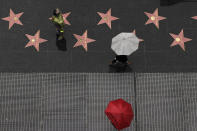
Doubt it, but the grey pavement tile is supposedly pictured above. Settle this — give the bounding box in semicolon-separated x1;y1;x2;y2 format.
41;73;87;131
136;73;197;131
0;73;197;131
185;97;197;131
136;73;197;97
87;73;135;97
137;97;186;131
0;73;43;131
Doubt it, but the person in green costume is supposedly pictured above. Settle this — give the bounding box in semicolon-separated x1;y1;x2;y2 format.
51;8;65;40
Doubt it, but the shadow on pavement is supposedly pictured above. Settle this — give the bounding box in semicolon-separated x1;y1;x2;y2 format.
56;36;67;51
108;65;133;73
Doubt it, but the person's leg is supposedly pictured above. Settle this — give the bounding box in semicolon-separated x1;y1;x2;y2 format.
54;24;61;35
110;55;129;67
111;55;117;64
116;55;128;63
115;55;121;62
56;26;64;40
58;25;65;39
122;55;128;63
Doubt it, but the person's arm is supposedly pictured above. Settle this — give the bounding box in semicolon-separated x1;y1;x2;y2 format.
60;14;65;26
51;16;55;22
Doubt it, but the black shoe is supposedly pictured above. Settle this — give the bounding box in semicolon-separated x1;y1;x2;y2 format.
110;61;128;67
112;59;117;64
110;61;119;67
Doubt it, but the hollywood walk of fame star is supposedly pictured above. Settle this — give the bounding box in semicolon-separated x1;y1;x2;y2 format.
73;30;96;51
132;30;144;42
49;12;71;25
62;12;71;25
169;29;192;51
191;16;197;20
97;8;119;29
2;9;24;29
144;8;166;29
25;30;48;52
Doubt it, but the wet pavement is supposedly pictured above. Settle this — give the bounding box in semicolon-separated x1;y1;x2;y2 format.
0;0;197;72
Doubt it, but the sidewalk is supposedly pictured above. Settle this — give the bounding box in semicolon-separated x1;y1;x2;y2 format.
0;73;196;131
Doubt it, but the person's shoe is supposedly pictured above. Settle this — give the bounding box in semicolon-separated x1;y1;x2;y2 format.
109;59;117;64
110;60;128;67
110;60;119;67
112;59;117;64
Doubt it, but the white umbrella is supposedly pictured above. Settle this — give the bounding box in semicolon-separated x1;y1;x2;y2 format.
111;32;139;55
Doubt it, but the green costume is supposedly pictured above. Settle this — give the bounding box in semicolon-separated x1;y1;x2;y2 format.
51;13;65;33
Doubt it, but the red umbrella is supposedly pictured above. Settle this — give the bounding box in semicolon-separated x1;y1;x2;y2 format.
105;98;134;130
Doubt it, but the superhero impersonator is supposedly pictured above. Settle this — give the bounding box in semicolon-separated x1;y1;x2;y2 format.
51;8;65;40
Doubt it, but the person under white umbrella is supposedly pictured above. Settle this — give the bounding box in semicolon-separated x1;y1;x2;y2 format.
110;32;139;67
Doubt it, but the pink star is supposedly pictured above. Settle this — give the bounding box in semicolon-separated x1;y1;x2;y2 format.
169;29;192;51
49;12;71;25
144;8;166;29
132;30;144;42
97;8;119;29
62;12;71;25
25;30;48;52
2;9;23;29
73;30;96;51
191;16;197;20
